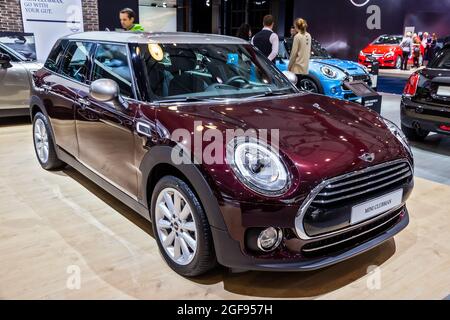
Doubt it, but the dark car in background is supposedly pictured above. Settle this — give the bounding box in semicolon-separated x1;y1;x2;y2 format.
401;44;450;140
31;32;413;276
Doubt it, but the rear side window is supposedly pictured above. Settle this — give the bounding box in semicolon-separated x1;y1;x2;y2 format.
429;48;450;70
91;43;133;98
60;41;94;83
44;40;67;72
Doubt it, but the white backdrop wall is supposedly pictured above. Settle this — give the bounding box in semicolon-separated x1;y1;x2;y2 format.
139;6;177;32
20;0;84;62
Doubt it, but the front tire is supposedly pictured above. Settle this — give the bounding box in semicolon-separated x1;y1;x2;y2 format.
401;124;429;141
151;175;216;277
32;112;65;170
395;56;402;69
298;77;322;94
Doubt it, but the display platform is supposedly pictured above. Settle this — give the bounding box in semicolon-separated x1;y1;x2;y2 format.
379;68;418;79
0;102;449;299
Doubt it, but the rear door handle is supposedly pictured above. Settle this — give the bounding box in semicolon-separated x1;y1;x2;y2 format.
41;84;52;93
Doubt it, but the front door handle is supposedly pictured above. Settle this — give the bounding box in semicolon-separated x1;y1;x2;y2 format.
77;97;91;109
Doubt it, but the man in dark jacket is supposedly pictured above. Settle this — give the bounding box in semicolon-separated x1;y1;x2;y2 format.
251;15;279;62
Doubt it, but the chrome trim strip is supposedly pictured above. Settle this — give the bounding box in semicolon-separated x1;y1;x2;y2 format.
302;208;403;253
316;168;411;198
294;159;413;240
325;163;407;189
136;121;153;138
313;172;412;204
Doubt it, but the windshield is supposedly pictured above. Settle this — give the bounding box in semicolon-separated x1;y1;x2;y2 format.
279;38;331;59
372;35;402;45
429;48;450;70
0;33;36;61
311;39;331;58
134;43;296;101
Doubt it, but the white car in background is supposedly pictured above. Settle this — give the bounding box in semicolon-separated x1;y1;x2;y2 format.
0;42;42;118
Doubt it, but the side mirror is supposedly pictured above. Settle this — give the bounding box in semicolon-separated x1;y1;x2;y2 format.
283;71;298;85
0;53;12;69
89;78;127;111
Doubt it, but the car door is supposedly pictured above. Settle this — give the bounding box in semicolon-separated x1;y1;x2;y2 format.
0;45;30;111
41;40;93;158
76;42;139;198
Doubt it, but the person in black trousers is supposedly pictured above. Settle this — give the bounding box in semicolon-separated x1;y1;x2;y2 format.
399;32;413;70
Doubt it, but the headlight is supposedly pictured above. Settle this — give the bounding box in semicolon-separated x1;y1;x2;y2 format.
385;51;394;58
359;51;364;56
226;137;290;196
320;66;338;79
382;118;413;157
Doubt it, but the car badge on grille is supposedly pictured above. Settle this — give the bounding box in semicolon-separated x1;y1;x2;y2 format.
359;153;375;163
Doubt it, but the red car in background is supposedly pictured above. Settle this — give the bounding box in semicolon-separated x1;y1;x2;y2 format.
359;35;424;69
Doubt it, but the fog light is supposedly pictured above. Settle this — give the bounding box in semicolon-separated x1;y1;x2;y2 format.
257;227;283;252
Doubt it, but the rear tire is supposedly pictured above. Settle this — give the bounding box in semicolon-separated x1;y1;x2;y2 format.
151;175;217;277
32;112;65;170
401;124;429;141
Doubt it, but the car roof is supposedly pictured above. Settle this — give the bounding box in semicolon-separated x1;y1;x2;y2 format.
63;31;248;45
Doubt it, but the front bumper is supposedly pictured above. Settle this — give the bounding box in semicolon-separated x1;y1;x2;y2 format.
401;97;450;135
359;55;396;68
211;207;409;271
323;77;373;101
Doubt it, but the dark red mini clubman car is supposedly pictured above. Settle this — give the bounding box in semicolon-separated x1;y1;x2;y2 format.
30;32;414;276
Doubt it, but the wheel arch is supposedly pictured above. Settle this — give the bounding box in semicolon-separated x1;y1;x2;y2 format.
29;95;47;119
139;145;228;231
300;73;324;94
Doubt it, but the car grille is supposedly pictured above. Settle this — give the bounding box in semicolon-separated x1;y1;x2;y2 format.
312;160;412;206
351;74;370;82
301;206;404;257
365;53;384;58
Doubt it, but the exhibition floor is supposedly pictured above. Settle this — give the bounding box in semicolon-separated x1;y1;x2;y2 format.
0;94;449;299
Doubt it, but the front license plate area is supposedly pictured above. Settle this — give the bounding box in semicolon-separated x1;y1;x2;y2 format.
351;189;403;225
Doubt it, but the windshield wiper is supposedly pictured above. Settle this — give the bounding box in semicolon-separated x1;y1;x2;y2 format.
250;90;289;99
157;97;221;103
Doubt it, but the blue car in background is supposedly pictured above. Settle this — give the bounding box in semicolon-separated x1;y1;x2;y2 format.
276;38;376;101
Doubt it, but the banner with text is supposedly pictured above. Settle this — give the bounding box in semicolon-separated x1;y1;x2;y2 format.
20;0;83;61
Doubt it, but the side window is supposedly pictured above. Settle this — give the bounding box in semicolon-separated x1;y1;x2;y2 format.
0;46;19;62
91;43;133;98
44;40;67;72
60;41;93;83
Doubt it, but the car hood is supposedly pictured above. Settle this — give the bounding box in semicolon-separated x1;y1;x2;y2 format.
363;44;399;54
157;94;408;186
311;58;366;76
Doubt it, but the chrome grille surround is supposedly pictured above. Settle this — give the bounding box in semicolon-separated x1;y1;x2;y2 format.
294;159;413;240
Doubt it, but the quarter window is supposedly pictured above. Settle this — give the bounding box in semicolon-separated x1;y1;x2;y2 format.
91;44;133;98
60;41;93;83
44;40;67;72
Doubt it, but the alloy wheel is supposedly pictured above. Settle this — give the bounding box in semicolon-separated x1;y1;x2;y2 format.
396;56;402;69
155;188;198;265
299;78;319;93
34;118;49;164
